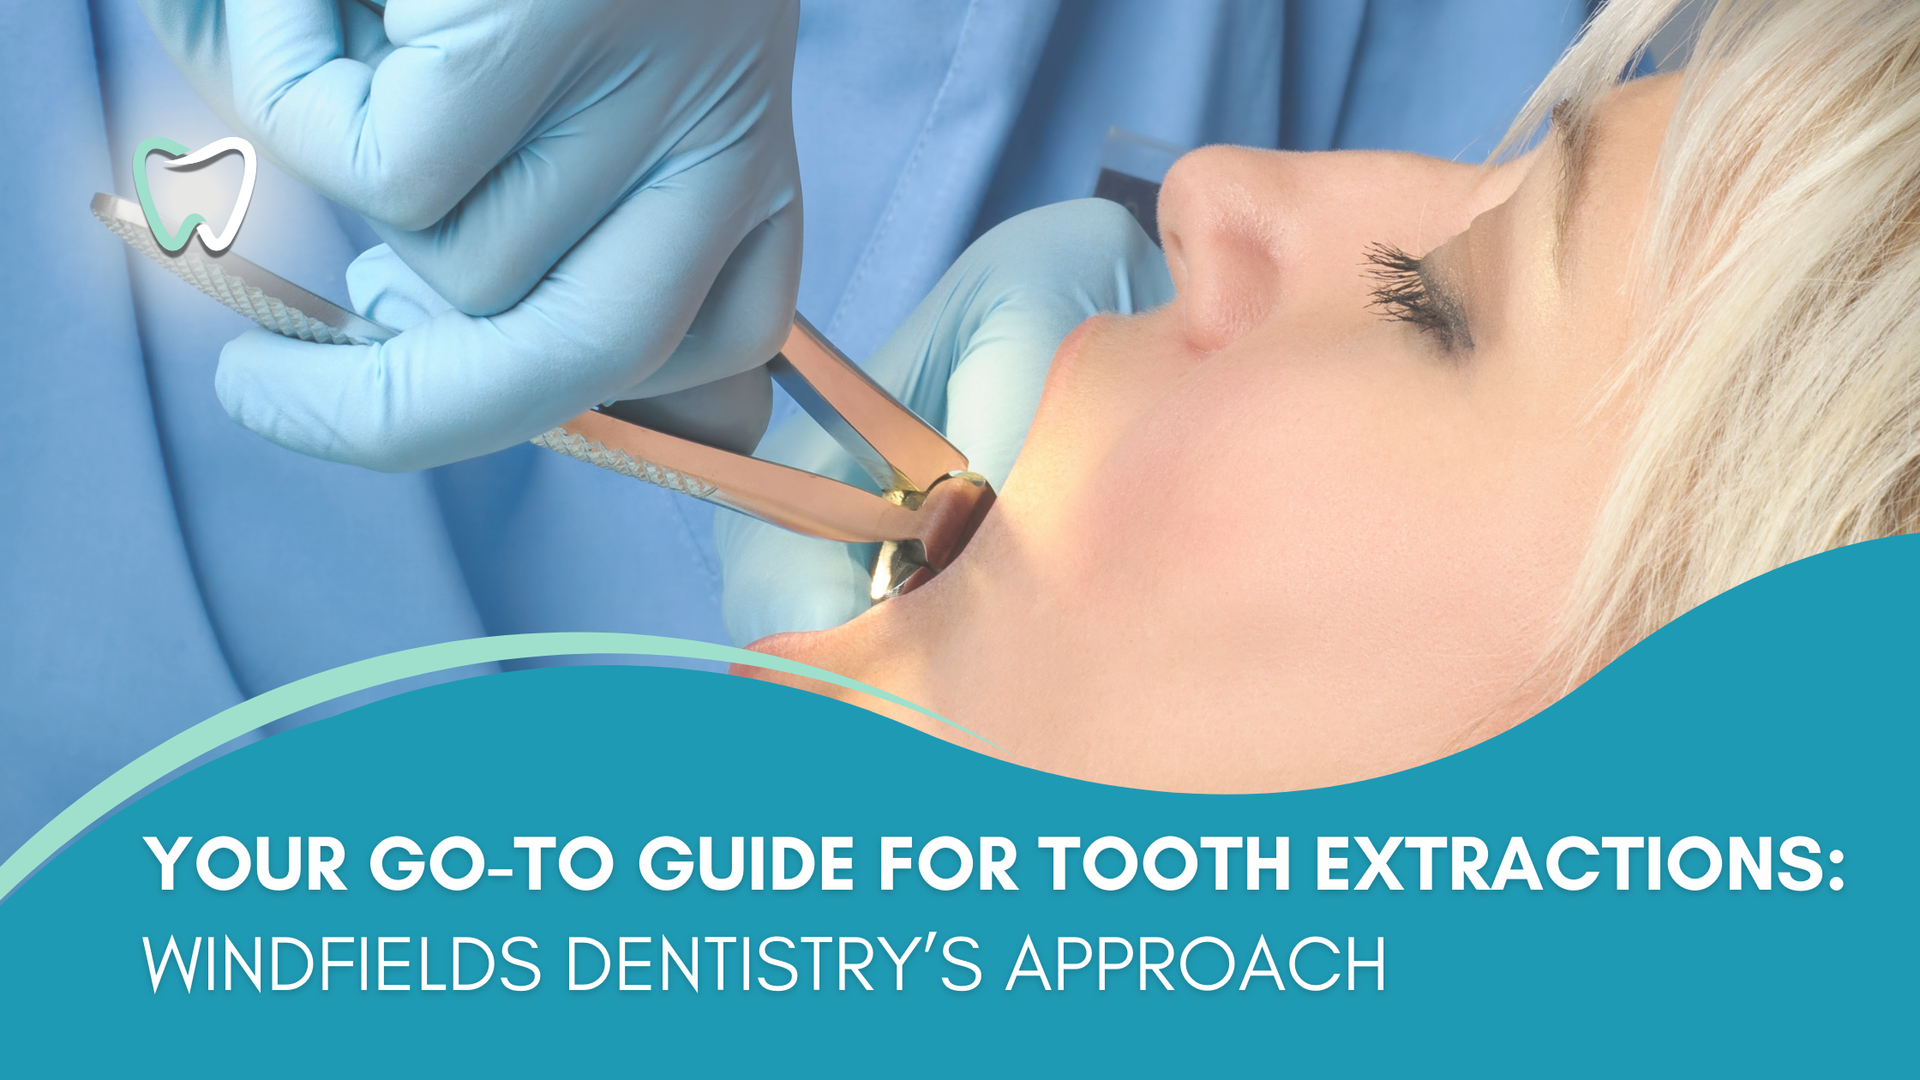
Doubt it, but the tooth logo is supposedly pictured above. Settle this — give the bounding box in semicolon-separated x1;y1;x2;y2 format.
132;136;257;254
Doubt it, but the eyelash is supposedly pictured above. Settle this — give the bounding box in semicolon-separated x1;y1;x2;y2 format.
1364;242;1473;353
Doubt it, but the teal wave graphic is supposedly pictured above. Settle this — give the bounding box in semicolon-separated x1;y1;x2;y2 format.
0;633;979;903
0;535;1909;1072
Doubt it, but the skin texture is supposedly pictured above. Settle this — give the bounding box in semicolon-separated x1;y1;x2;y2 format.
743;76;1682;793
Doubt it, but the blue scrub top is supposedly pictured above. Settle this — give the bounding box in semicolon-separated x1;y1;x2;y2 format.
0;0;1594;861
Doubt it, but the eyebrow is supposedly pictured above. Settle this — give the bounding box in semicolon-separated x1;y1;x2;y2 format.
1550;100;1598;261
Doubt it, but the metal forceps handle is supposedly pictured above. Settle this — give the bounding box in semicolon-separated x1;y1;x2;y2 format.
545;316;996;601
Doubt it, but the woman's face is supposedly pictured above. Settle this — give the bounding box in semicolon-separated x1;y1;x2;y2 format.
749;76;1681;793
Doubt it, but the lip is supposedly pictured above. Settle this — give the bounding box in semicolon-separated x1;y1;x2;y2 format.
1023;310;1132;434
1043;311;1121;388
1024;304;1203;443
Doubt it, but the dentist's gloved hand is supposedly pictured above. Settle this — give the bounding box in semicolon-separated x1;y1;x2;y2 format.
716;199;1173;645
139;0;802;469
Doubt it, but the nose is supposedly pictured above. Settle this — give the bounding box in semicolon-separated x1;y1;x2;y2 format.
1156;146;1296;352
1155;146;1486;353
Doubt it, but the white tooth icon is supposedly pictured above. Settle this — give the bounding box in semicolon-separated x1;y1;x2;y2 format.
156;136;257;254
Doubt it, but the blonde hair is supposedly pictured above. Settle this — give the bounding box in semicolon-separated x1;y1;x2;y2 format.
1498;0;1920;691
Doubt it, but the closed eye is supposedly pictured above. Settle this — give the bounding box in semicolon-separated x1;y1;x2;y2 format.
1365;242;1474;354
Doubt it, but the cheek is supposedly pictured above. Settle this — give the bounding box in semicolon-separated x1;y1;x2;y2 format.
1046;349;1571;682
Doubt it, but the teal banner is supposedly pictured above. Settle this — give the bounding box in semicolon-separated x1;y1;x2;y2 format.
1;538;1912;1074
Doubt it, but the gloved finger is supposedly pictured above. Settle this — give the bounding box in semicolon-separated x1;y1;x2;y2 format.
148;1;800;334
136;0;393;139
344;243;451;332
719;525;877;646
215;138;797;472
339;0;393;66
224;1;799;293
939;200;1173;487
222;0;548;230
856;199;1172;487
365;3;801;314
616;199;804;399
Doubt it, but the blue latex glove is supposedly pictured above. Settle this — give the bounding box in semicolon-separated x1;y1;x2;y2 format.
716;199;1174;645
138;0;802;470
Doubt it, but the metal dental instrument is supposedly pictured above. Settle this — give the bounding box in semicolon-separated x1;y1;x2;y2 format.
93;191;391;346
92;191;995;601
533;321;996;601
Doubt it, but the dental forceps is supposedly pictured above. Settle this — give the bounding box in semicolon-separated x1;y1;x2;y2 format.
92;191;995;601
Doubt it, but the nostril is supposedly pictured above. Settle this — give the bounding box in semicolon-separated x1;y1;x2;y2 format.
1173;212;1284;351
1155;149;1286;353
1159;228;1188;294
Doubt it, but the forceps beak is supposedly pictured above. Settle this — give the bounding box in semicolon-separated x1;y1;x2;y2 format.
541;316;996;601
